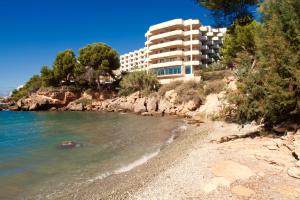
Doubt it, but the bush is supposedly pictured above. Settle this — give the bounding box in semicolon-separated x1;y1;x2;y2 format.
201;70;233;81
10;75;42;101
159;80;205;104
75;98;93;106
119;71;159;96
204;80;225;95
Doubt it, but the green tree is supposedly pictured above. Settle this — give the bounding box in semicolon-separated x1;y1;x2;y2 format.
40;66;58;87
195;0;259;27
119;71;159;96
78;43;120;88
221;21;259;67
227;0;300;127
53;49;77;85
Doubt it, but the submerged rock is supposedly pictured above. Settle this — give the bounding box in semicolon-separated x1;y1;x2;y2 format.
58;141;82;149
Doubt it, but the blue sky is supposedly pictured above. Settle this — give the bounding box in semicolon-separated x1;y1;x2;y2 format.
0;0;215;96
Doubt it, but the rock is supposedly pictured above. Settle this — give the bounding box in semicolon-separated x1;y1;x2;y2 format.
49;107;57;111
158;99;173;113
164;90;178;104
0;108;2;111
198;92;225;120
64;91;79;105
29;102;38;111
141;112;152;116
146;96;159;112
66;102;84;111
212;160;255;182
58;141;82;149
231;185;255;197
287;167;300;179
296;161;300;167
227;80;237;91
127;91;140;103
8;105;19;111
186;98;201;111
133;98;147;113
294;138;300;158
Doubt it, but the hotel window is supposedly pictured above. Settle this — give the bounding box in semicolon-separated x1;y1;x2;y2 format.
154;66;182;76
185;66;191;74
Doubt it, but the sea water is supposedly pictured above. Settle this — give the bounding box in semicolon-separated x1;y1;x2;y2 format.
0;111;184;199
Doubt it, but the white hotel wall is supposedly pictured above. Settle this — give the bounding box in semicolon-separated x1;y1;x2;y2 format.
120;19;226;83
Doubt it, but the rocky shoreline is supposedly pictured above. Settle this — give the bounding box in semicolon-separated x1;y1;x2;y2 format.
8;86;225;122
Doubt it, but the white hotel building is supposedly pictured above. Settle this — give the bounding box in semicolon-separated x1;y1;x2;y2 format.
120;19;226;83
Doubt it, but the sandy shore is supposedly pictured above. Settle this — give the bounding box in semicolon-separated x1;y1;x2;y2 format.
56;121;300;200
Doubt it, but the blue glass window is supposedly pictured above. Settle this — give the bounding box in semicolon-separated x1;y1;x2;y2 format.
154;66;182;76
185;66;191;74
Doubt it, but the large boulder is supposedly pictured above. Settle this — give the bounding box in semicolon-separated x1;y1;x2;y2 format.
29;102;38;111
158;99;173;114
294;134;300;159
146;96;159;112
64;91;79;105
134;97;147;113
66;102;84;111
164;90;178;104
185;98;201;111
127;91;140;104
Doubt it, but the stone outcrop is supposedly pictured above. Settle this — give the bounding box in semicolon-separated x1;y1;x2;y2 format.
14;88;81;111
66;102;84;111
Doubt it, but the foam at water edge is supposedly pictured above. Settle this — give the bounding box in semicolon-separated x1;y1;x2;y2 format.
114;149;160;174
88;149;160;182
88;125;187;183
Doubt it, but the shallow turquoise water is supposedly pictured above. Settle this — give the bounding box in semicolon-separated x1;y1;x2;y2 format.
0;111;183;199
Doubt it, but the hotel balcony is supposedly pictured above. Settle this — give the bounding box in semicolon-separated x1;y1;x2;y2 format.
212;36;219;41
149;19;184;32
149;30;184;41
183;50;201;56
207;32;214;37
148;50;183;60
183;40;200;46
149;40;183;51
149;60;183;68
200;26;208;32
184;60;201;66
183;29;200;36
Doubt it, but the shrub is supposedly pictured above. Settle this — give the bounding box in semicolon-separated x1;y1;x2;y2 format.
158;80;183;96
119;71;159;96
159;80;205;104
10;75;42;101
201;70;233;81
75;98;93;106
204;80;225;95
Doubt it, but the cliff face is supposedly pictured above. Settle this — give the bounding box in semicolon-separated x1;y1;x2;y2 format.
9;77;236;121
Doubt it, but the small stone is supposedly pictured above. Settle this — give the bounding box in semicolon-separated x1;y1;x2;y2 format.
287;167;300;179
266;145;279;150
231;185;255;197
59;141;77;149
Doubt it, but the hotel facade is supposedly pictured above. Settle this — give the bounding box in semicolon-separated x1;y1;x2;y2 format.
120;19;227;83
